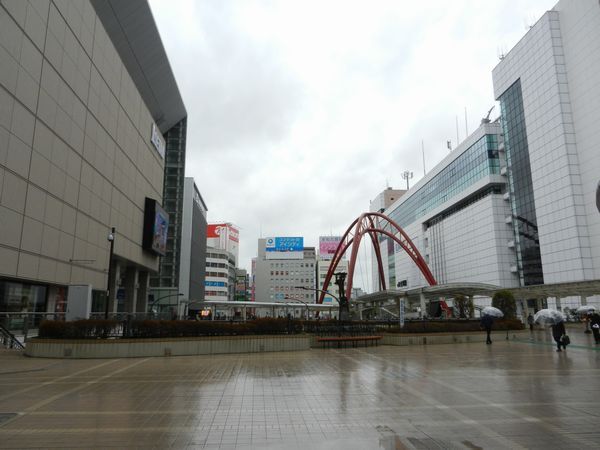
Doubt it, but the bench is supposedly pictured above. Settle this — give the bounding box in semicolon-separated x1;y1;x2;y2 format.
316;335;383;348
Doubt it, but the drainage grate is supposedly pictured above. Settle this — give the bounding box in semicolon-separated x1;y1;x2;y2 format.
0;413;18;427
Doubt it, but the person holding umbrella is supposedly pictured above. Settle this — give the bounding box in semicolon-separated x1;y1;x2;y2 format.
481;306;503;345
551;320;567;352
590;311;600;344
534;309;568;352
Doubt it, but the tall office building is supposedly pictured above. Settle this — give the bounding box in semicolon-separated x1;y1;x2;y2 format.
0;0;186;317
254;238;316;307
178;178;208;315
492;0;600;294
375;0;600;311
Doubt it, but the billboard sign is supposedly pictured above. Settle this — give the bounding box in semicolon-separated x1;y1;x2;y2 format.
265;237;304;260
319;236;342;259
207;223;238;242
207;223;239;264
143;198;169;256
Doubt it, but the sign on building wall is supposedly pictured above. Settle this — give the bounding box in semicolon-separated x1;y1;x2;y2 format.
207;223;239;264
319;236;342;259
142;198;169;256
265;237;304;260
150;123;165;159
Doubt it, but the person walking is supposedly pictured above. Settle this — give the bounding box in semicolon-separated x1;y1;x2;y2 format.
527;313;534;332
481;315;494;344
590;312;600;344
551;320;567;352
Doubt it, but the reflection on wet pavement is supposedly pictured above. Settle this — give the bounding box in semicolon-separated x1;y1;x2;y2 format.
0;329;599;449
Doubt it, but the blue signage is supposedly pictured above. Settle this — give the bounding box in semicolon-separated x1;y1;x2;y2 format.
205;281;226;287
265;237;304;252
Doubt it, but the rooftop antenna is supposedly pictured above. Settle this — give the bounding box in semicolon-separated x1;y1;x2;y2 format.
455;115;460;144
497;46;506;61
421;140;426;176
464;107;469;137
481;105;495;124
447;140;452;151
401;170;413;190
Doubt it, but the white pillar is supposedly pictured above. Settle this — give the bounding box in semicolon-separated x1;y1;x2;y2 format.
420;292;426;318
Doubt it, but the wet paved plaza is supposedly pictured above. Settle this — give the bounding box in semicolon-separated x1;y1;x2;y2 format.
1;329;599;449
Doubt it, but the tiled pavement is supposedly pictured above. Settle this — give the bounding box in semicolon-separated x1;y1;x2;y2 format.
0;328;599;449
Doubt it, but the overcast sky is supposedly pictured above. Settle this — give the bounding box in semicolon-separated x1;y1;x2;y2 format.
149;0;555;291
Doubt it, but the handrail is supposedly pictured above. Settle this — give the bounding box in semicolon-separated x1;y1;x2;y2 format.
0;322;25;350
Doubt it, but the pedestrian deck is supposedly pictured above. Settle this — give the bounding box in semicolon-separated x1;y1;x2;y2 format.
0;328;598;449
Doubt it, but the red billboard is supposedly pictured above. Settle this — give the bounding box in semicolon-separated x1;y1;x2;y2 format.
207;223;239;242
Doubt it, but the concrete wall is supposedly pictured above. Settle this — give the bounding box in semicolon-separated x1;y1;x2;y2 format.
25;335;312;358
0;0;164;289
382;330;528;346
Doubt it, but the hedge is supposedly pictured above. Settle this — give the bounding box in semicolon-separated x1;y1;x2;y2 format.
38;319;120;339
38;318;300;339
37;318;525;339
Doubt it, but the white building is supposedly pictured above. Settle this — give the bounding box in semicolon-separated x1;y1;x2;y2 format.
376;121;516;308
254;238;316;314
492;0;600;309
375;0;600;314
316;235;347;307
204;248;236;302
206;223;239;266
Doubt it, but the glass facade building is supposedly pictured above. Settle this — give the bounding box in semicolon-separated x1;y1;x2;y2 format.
499;80;544;286
388;134;501;229
151;118;187;289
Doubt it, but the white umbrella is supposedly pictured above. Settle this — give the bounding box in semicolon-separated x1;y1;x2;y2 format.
576;305;597;315
481;306;504;318
534;309;565;325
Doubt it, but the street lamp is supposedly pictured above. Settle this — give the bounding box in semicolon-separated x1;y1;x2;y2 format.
295;286;341;320
285;295;311;320
104;227;115;319
334;272;350;321
149;292;184;315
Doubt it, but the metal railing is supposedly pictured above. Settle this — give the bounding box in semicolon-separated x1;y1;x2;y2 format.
0;322;24;350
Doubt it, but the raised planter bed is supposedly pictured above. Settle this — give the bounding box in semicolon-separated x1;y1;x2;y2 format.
382;329;529;346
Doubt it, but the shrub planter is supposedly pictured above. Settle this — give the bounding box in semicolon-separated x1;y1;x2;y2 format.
382;329;529;346
25;335;311;359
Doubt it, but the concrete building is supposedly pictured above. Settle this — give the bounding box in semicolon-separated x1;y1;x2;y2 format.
254;238;316;311
492;0;600;309
370;187;406;214
317;236;347;307
370;188;407;291
206;222;239;266
234;268;248;302
204;248;236;302
0;0;185;318
178;178;208;315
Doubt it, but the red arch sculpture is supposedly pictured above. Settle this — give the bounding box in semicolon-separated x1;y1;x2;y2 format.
318;212;437;304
